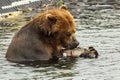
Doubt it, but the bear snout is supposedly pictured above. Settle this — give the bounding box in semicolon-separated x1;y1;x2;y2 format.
66;40;79;49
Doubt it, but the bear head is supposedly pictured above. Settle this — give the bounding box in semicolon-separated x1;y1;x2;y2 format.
32;5;79;51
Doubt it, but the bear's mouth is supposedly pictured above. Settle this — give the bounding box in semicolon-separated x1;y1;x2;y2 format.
62;41;79;50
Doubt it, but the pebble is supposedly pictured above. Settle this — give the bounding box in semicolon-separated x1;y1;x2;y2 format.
0;21;16;27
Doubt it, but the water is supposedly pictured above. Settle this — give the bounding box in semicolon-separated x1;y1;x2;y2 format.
0;9;120;80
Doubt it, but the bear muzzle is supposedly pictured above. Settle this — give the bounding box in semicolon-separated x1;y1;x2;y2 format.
65;39;79;50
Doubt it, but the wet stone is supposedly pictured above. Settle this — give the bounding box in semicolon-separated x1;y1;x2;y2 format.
0;21;16;27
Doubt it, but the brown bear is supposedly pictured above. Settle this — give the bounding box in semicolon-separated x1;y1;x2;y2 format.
5;5;79;63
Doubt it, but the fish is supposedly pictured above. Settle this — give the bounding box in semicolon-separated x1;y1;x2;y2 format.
63;46;99;59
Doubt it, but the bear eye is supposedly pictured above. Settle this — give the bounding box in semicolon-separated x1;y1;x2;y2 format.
66;32;71;37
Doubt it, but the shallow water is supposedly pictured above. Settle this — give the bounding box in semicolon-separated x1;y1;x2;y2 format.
0;9;120;80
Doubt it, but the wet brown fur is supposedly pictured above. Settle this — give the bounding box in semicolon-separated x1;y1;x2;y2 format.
5;5;79;63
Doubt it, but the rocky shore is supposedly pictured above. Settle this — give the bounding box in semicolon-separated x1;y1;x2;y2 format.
0;0;120;27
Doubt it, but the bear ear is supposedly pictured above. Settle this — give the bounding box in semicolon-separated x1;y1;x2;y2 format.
46;14;57;23
59;5;68;10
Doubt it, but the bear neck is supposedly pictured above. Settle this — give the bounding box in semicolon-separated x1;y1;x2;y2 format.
29;22;57;45
23;17;60;48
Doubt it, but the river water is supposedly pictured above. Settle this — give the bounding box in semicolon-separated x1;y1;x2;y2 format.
0;9;120;80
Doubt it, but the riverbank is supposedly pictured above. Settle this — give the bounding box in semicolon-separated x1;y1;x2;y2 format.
0;0;120;27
